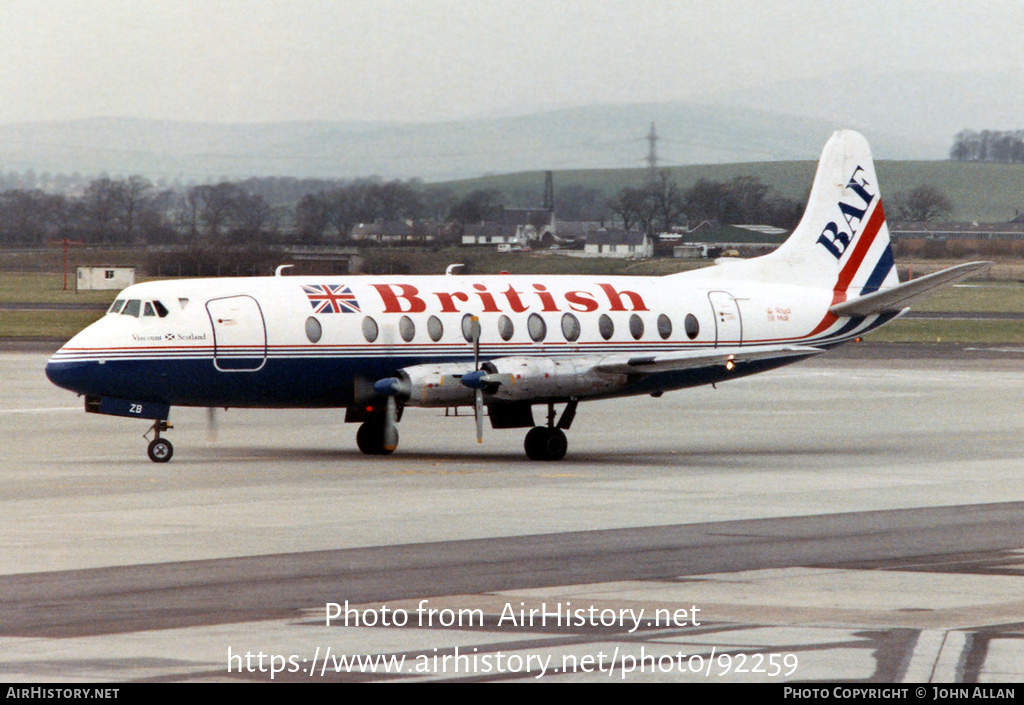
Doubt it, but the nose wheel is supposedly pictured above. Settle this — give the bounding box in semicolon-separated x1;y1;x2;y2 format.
145;419;174;463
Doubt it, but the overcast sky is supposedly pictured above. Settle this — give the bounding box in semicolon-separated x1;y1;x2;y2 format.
1;0;1022;125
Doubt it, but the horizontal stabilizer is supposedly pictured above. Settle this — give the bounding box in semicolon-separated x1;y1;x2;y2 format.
596;344;825;375
829;261;991;318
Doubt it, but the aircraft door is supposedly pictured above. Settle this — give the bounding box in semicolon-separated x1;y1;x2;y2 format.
708;291;742;347
206;295;268;371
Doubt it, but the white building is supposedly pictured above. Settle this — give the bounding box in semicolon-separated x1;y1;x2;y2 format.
583;230;653;258
76;266;135;291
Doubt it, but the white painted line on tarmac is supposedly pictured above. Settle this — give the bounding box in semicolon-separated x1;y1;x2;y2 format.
0;407;80;414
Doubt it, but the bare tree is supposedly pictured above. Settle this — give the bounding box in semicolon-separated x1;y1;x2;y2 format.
891;185;953;222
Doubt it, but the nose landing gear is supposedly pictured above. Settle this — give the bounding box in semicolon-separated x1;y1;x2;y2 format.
146;419;174;463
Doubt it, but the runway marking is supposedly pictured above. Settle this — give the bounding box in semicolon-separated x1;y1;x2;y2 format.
905;629;968;682
0;407;79;415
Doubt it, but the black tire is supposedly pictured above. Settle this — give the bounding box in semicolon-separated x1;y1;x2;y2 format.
524;426;548;460
147;438;173;463
544;428;568;461
356;422;396;455
524;427;567;461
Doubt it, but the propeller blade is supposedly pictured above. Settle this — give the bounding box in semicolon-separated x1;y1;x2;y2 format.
471;315;481;370
475;389;484;444
206;407;218;442
471;314;483;444
383;395;399;452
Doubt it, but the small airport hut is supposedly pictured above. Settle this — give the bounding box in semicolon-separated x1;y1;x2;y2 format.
76;266;135;292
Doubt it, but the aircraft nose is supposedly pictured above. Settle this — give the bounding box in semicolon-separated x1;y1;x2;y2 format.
45;356;95;395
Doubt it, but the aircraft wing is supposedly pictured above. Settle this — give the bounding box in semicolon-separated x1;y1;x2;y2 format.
829;261;990;318
595;344;825;375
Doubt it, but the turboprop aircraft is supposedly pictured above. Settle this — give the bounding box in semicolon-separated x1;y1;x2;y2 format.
46;130;988;462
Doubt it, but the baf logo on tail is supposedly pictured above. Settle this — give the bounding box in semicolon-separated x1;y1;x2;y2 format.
816;166;875;260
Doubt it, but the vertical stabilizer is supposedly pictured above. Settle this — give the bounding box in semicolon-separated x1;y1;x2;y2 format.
768;130;899;301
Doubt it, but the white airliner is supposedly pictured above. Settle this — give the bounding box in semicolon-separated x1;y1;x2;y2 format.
46;131;987;462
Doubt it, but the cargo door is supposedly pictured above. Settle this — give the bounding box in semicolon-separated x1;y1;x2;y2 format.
708;291;742;347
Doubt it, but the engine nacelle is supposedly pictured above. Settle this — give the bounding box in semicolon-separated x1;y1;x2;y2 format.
482;356;626;402
395;362;477;407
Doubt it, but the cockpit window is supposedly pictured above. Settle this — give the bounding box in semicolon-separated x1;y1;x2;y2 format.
143;302;156;317
122;299;141;317
153;301;169;318
108;299;125;314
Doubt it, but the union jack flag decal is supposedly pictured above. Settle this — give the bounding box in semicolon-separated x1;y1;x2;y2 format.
301;284;361;314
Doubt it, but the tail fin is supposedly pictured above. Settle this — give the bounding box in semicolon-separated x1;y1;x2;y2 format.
769;130;899;301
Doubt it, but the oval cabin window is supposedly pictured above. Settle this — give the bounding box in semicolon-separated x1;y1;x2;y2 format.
561;313;581;342
528;313;547;342
427;315;443;342
684;313;700;340
399;315;415;342
362;316;379;343
305;316;322;343
629;314;644;340
497;315;514;341
657;313;672;340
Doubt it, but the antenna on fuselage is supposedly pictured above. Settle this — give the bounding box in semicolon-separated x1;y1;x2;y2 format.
445;264;464;275
275;264;294;276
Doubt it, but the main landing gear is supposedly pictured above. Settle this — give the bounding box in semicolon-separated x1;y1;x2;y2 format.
146;419;174;463
356;420;397;456
524;400;577;461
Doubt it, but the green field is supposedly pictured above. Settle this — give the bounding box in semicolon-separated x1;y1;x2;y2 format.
0;310;106;339
0;272;121;305
867;319;1024;344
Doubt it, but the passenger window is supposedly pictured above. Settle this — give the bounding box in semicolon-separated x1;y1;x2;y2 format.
427;315;443;342
629;314;644;340
657;313;672;340
143;302;156;317
122;300;141;317
685;313;700;340
561;313;580;342
598;314;614;340
305;316;322;343
399;315;415;342
497;315;514;341
108;299;125;314
362;316;379;343
528;313;547;342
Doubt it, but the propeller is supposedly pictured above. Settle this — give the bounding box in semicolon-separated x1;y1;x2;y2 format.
371;377;408;453
206;407;219;442
470;315;483;444
383;395;399;452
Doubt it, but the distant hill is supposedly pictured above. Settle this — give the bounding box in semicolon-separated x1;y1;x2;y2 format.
0;103;935;183
717;69;1024;156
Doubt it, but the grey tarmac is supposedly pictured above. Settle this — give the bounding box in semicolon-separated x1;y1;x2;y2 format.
1;344;1023;682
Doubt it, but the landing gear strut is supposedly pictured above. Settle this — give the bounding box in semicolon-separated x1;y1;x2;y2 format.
524;400;576;461
146;419;174;463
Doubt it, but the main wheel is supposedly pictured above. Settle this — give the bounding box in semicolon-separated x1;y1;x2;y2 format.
147;438;174;463
543;428;568;461
356;422;396;455
524;427;568;461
